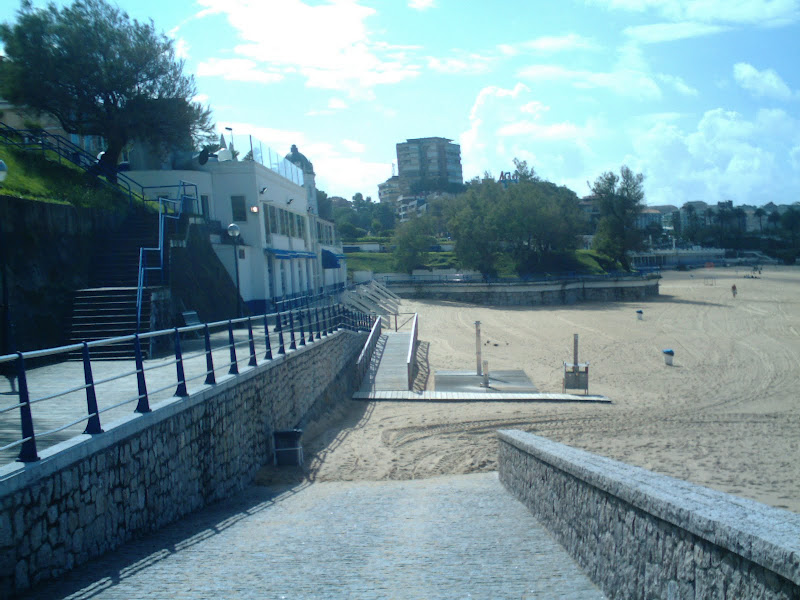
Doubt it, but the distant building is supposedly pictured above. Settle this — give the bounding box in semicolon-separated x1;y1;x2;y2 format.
378;175;401;204
127;138;346;313
397;195;428;223
1;97;110;158
578;195;602;231
285;144;319;216
635;208;663;230
396;137;462;194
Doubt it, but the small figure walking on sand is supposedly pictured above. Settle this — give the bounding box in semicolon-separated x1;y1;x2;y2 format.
731;284;737;298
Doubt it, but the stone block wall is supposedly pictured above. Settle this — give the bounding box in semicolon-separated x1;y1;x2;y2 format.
388;279;659;306
0;329;368;597
498;430;800;599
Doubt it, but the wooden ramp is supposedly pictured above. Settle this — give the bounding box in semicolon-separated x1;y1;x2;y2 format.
359;332;412;392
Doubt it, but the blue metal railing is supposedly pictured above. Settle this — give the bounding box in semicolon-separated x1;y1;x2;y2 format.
136;182;199;331
0;121;146;208
0;304;376;465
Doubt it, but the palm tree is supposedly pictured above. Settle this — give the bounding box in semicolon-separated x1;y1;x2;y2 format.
754;207;766;233
768;210;781;230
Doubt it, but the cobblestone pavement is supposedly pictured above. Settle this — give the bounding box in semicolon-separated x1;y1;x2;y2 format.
19;472;605;600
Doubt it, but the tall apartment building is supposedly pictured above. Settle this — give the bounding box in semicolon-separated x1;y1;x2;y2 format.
395;137;462;193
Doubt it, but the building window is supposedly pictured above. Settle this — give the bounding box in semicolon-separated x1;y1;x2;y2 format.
268;205;278;234
231;195;247;221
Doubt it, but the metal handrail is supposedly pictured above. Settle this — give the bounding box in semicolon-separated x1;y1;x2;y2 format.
136;195;187;331
406;314;419;391
0;304;377;465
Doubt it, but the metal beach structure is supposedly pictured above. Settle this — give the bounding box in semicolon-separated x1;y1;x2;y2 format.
562;333;589;394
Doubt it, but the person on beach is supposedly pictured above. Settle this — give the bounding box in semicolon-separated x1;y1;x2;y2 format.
731;284;737;298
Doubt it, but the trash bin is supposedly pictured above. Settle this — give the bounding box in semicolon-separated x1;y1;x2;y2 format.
273;429;303;466
636;310;643;321
662;349;674;366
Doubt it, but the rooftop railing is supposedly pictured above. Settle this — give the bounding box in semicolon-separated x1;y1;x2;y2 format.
0;304;375;466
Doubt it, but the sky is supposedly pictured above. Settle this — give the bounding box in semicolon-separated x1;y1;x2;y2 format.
2;0;800;207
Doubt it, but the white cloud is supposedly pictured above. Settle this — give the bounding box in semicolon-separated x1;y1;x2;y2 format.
173;37;191;60
586;0;800;26
520;101;550;116
197;58;284;84
624;22;730;43
733;62;794;100
196;0;421;92
328;98;348;110
517;33;598;53
408;0;435;10
630;108;800;204
657;73;699;96
459;83;602;185
517;64;662;100
192;94;210;104
427;53;495;74
342;139;366;153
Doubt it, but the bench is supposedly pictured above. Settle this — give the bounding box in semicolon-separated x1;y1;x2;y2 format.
182;311;202;327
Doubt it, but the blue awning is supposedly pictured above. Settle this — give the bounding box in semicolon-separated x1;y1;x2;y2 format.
321;249;340;269
264;248;295;260
264;248;317;260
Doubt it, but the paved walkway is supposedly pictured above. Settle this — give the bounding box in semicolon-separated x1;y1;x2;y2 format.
359;332;411;393
18;472;605;600
0;323;314;465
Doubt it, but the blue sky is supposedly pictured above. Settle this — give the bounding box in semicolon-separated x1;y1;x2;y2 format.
2;0;800;206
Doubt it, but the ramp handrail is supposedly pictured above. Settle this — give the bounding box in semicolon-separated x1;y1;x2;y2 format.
0;305;377;465
406;313;419;391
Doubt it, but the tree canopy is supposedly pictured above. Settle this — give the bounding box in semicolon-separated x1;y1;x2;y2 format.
0;0;213;170
589;166;645;269
443;170;584;277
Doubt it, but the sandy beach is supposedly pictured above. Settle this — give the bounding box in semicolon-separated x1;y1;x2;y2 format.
285;266;800;514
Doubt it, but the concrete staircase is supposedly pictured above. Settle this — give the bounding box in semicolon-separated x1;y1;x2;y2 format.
68;212;161;359
342;280;401;317
68;288;151;359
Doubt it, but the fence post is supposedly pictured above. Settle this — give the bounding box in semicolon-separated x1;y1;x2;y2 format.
288;311;297;350
134;335;150;413
228;320;239;375
306;306;315;342
276;312;286;355
204;324;216;385
315;307;323;340
15;352;39;462
298;309;306;346
81;343;103;434
247;317;258;366
174;328;188;397
263;314;273;360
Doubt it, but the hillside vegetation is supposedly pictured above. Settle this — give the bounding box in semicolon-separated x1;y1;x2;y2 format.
0;145;130;210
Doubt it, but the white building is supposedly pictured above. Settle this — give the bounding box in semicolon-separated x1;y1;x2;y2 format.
128;139;346;313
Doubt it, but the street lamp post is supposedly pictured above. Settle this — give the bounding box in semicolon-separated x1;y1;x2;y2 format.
225;126;234;157
227;223;242;318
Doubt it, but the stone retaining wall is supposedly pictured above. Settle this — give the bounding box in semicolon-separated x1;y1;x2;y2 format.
387;279;659;306
0;329;368;597
498;430;800;599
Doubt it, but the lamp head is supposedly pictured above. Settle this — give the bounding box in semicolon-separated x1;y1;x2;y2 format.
227;223;241;239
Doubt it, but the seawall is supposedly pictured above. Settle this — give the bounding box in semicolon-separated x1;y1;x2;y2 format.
0;328;369;596
498;430;800;599
386;278;659;305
